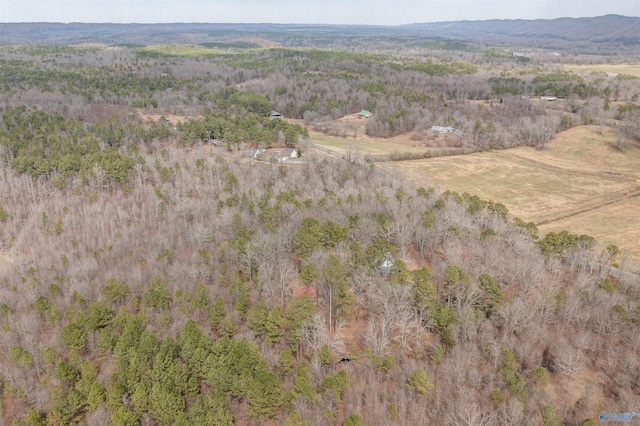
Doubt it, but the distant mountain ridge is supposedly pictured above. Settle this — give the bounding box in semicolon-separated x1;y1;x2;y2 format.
405;14;640;45
0;15;639;48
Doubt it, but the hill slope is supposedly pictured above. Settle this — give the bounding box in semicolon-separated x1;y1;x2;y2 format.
0;138;639;424
1;15;639;48
406;14;640;45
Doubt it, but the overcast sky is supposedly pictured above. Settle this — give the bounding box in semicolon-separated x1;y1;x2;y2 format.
1;0;638;25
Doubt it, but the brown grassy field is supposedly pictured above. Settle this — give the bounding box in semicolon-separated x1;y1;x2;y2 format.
563;63;640;77
383;148;638;221
310;124;640;263
308;133;432;156
537;196;640;264
380;126;640;262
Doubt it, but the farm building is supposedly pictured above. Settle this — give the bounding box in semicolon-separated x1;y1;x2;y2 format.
273;148;299;162
431;126;454;134
358;110;372;119
243;148;265;159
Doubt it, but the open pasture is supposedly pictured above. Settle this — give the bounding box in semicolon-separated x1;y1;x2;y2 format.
309;132;436;156
563;63;640;77
378;125;640;261
538;195;640;263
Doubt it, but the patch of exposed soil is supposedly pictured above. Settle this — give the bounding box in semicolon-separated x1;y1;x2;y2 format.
339;318;368;357
0;253;13;274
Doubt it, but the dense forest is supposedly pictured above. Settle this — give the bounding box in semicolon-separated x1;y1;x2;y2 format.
0;36;639;426
1;43;640;149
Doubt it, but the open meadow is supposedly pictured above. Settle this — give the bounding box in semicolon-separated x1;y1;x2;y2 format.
388;126;640;261
313;125;640;262
308;132;454;157
563;63;640;77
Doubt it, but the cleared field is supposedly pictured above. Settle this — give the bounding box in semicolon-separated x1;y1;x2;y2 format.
563;63;640;77
309;133;433;156
135;44;232;58
310;123;640;262
538;195;640;263
383;149;637;222
507;127;640;179
378;125;640;262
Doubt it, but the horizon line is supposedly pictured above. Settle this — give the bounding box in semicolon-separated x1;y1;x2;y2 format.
0;14;636;27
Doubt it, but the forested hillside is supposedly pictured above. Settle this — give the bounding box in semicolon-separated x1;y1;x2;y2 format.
1;44;639;148
0;41;639;425
3;16;640;50
1;127;639;425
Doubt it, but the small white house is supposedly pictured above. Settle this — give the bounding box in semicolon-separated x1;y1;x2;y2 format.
376;252;395;275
